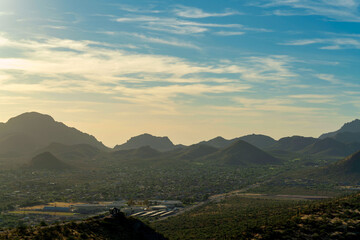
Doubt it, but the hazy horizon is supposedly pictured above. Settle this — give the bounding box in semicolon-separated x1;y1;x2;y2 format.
0;111;357;148
1;0;359;146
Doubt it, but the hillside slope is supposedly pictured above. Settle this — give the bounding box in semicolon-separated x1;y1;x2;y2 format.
0;213;167;240
198;136;238;149
173;144;219;160
239;134;277;149
325;150;360;176
270;136;318;152
28;152;72;171
302;138;360;157
154;192;360;240
112;146;162;160
320;119;360;139
249;193;360;240
36;143;101;163
333;131;360;144
204;140;280;166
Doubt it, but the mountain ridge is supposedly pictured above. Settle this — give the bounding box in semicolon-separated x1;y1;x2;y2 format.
0;112;108;157
320;119;360;139
114;133;177;152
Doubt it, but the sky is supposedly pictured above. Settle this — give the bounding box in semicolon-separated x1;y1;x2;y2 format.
0;0;359;147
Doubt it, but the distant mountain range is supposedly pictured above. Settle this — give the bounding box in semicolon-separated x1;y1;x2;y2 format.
1;112;360;166
198;134;277;150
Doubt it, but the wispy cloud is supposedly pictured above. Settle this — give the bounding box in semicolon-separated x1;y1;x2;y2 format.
173;6;241;18
215;31;245;36
316;73;360;88
42;25;68;30
0;12;14;16
0;35;301;114
232;97;325;114
255;0;360;22
115;15;270;35
117;4;162;14
126;33;201;49
222;55;297;83
282;37;360;49
288;94;335;103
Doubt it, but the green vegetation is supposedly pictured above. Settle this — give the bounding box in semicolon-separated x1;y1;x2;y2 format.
152;196;306;239
249;193;360;239
153;193;360;240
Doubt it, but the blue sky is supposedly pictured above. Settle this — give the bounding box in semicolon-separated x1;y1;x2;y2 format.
0;0;359;146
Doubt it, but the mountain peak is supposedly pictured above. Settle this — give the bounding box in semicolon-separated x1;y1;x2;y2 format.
129;133;171;141
114;133;175;152
212;136;226;141
199;136;237;149
320;119;360;139
206;139;280;166
340;119;360;132
0;112;107;157
6;112;55;125
239;134;276;149
29;152;72;170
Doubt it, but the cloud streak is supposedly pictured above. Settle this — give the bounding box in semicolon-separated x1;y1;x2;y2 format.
256;0;360;22
126;33;201;49
173;6;241;18
282;37;360;50
0;34;305;117
115;14;270;35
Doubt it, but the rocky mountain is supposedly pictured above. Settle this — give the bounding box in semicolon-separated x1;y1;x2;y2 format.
270;136;318;152
36;143;101;166
199;136;238;149
302;138;360;157
114;134;177;152
239;134;277;149
29;152;72;170
204;140;280;166
0;112;107;157
113;146;162;160
330;150;360;175
333;132;360;144
320;119;360;139
171;144;219;160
